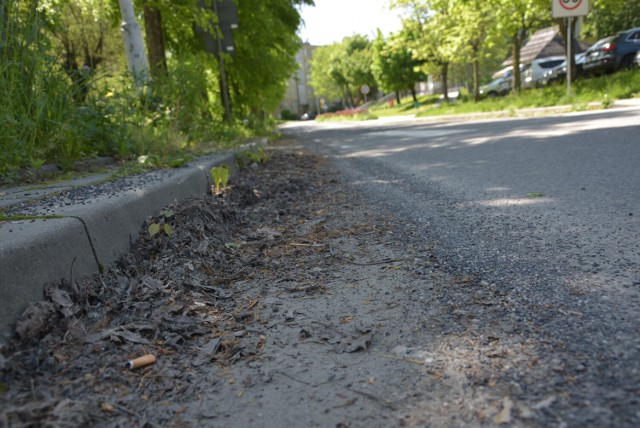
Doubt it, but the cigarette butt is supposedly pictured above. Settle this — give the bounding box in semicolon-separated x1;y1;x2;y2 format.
126;354;156;370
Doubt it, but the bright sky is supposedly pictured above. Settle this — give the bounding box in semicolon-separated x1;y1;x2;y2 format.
298;0;404;46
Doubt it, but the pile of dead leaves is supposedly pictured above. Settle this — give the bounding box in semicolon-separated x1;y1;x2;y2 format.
0;149;335;426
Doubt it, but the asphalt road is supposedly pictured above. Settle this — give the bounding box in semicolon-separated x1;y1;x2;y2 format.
281;107;640;424
283;108;640;298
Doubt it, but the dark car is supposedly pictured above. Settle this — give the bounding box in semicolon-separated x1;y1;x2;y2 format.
583;28;640;75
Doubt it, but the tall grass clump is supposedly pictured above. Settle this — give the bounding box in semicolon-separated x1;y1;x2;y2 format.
0;2;74;178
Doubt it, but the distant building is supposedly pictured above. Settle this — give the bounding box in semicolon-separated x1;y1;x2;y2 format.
278;43;318;118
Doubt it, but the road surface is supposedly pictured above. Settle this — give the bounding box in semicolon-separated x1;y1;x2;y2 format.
282;107;640;426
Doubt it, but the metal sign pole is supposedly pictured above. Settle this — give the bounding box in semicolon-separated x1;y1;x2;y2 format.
567;17;572;97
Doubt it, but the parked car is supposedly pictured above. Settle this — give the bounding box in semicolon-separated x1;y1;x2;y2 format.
479;76;512;98
480;66;517;98
541;53;587;85
583;28;640;75
636;49;640;67
522;56;566;88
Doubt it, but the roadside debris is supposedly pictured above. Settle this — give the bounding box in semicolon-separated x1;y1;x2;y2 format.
125;354;156;370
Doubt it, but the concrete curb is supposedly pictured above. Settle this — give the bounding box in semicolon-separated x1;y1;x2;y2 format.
0;152;237;339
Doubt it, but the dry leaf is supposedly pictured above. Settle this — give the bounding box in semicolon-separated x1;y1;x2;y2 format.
100;402;115;413
494;397;513;425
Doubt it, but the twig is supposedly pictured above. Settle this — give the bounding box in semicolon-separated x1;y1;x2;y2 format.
332;398;358;409
346;257;411;266
380;353;425;366
284;284;324;293
351;389;398;410
275;370;311;385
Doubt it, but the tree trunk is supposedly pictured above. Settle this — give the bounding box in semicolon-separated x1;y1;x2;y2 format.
411;87;417;103
345;83;354;107
441;63;449;102
395;91;401;104
218;64;232;122
143;2;167;79
511;33;522;94
118;0;149;89
472;44;480;102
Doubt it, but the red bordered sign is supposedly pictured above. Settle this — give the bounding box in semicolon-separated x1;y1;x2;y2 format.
552;0;589;17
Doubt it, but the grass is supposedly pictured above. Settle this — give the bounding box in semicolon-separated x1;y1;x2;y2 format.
0;213;65;222
368;94;441;117
0;5;275;186
315;107;379;122
366;70;640;119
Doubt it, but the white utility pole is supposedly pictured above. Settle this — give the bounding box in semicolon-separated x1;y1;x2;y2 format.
119;0;150;89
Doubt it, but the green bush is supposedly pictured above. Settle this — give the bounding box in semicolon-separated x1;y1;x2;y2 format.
280;109;299;120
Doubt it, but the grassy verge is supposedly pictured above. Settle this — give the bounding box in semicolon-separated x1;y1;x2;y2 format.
368;94;441;117
367;70;640;119
315;108;379;122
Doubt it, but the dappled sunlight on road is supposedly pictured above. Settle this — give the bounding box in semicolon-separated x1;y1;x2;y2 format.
477;197;553;207
502;116;633;140
350;179;403;187
340;144;416;158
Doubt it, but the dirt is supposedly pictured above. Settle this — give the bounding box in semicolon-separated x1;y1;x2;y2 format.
0;140;638;427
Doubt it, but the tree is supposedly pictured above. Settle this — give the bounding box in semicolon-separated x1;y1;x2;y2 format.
340;35;377;105
583;0;640;40
495;0;551;94
36;0;123;101
227;0;313;121
307;34;376;108
142;0;167;79
372;30;424;103
450;0;498;101
308;43;344;103
393;0;461;102
119;0;150;88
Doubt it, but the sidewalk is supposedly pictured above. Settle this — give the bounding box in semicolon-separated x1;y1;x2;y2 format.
0;152;237;340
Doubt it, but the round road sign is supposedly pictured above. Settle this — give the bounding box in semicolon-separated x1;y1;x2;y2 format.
560;0;583;11
552;0;588;17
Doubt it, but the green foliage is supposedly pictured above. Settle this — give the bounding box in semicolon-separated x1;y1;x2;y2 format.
372;30;424;97
211;164;230;193
369;94;440;116
412;70;640;117
148;208;175;237
1;0;305;182
308;35;377;107
279;109;299;120
0;213;65;222
236;147;269;169
148;222;173;237
316;108;377;122
583;0;640;40
308;44;345;101
227;0;307;121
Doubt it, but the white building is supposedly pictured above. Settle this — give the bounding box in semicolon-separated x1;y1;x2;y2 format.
278;43;318;118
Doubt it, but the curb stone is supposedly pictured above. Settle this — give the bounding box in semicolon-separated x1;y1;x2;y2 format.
0;152;238;340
